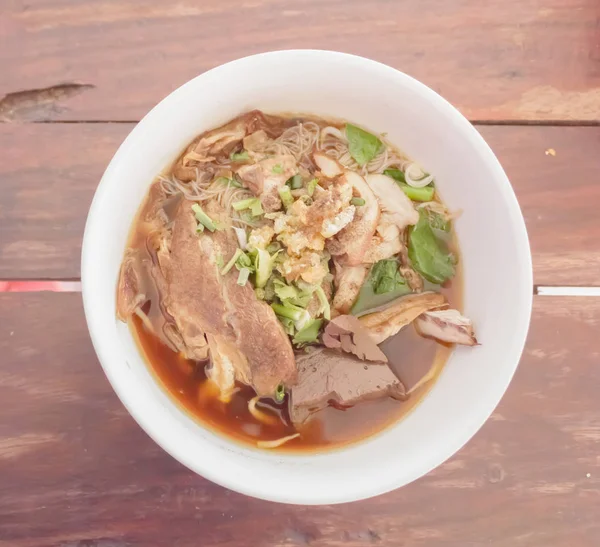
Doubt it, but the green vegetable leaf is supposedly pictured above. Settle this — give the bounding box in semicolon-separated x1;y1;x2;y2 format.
293;319;323;345
408;211;455;284
191;203;216;232
230;150;249;162
351;260;412;316
346;124;384;166
399;183;435;202
383;168;406;183
424;209;451;232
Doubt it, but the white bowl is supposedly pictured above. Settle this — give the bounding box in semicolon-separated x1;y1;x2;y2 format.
82;50;532;504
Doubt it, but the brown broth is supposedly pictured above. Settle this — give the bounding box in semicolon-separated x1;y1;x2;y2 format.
124;112;462;452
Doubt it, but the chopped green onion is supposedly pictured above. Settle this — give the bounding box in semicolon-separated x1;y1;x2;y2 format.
293;319;323;345
275;383;286;402
196;223;205;233
215;254;224;269
255;287;266;300
271;302;304;321
350;197;365;206
230;150;249;162
315;286;331;320
191;204;216;232
272;164;283;174
307;178;319;196
233;197;264;217
287;174;303;189
221;249;243;275
278;185;294;208
237;267;250;286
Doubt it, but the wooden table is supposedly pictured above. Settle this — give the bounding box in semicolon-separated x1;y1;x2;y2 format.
1;1;599;545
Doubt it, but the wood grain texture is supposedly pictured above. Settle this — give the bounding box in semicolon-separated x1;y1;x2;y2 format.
0;292;599;547
1;123;599;284
1;0;600;122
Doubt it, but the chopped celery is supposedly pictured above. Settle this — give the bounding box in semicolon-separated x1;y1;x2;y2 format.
350;197;365;206
293;319;323;345
271;302;304;321
191;203;216;232
307;178;319;196
273;278;298;301
237;267;250;286
278;185;294;208
221;249;243;275
278;316;296;336
315;286;331;320
254;248;279;288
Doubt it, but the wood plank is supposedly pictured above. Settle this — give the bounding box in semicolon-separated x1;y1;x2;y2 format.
1;0;599;122
2;123;599;284
0;292;599;546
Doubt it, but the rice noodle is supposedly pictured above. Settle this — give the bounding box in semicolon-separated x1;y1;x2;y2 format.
248;396;280;426
404;163;434;188
256;433;300;449
134;307;154;333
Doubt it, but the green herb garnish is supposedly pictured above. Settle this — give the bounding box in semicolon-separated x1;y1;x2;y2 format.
350;197;365;206
293;319;323;345
221;249;243;275
287;174;303;189
237;267;251;286
408;211;455;284
272;164;283;174
307;178;319;196
346;123;384;166
232;198;263;217
275;383;286;402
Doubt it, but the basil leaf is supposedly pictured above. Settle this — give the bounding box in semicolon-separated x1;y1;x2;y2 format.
346;124;383;166
408;211;455;284
351;259;411;316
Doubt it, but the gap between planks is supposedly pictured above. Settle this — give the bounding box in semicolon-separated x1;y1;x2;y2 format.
1;281;600;296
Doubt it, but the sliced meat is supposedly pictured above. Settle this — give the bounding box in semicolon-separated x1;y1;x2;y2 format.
290;349;406;425
415;309;478;346
322;315;388;362
236;154;297;212
359;292;446;344
158;200;296;397
332;263;367;315
365;174;419;231
327;171;380;265
172;110;294;181
313;152;343;178
116;249;147;321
